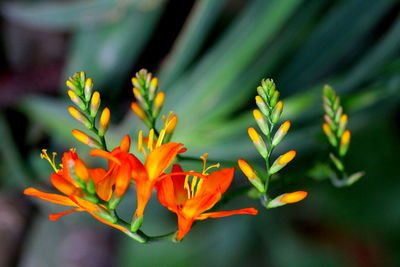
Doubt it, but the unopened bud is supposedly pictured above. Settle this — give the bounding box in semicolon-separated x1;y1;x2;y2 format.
253;109;269;136
329;153;344;171
98;108;110;136
72;129;101;148
75;159;89;182
337;114;348;137
149;77;158;100
269;150;296;174
68;90;86;110
166;114;177;134
272;121;290;147
248;127;268;158
84;78;93;102
68;106;92;129
271;101;283;124
90;91;101;117
153;91;165;118
255;96;269;116
238;159;264;192
267;191;307;208
256;86;268;102
269;91;280;108
339;130;351;156
322;123;337;147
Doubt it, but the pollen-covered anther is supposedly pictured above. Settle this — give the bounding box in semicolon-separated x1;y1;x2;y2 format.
40;149;59;172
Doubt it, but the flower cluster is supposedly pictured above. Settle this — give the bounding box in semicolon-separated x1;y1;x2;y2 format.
238;79;307;208
24;70;257;243
322;85;364;187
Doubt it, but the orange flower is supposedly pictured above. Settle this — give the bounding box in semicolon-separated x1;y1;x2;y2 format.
23;149;127;232
156;164;258;240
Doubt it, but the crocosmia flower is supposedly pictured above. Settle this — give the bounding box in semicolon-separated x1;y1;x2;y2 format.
156;163;258;240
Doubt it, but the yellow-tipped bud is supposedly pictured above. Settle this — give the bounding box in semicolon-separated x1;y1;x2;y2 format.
238;159;265;192
153;91;165;118
255;95;269;116
68;90;85;110
248;127;268;158
90;91;101;117
322;122;338;147
269;150;296;174
267;191;308;208
75;159;89;182
66;80;79;92
253;109;269;135
84;78;93;101
238;159;255;180
271;101;283;124
149;77;158;99
339;130;351;156
337;114;348;136
98;107;110;136
72;129;100;148
68;106;91;128
130;102;147;121
131;77;140;89
272;120;290;147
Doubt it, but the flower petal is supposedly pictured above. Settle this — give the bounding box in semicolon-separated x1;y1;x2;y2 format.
24;188;77;207
176;214;194;241
195;207;258;220
145;143;183;181
48;208;84;221
90;149;121;165
201;168;235;195
50;173;80;196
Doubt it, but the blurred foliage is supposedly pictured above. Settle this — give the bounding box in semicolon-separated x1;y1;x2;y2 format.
0;0;399;266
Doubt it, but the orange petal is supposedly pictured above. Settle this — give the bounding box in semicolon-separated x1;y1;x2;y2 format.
134;180;153;218
201;168;235;195
24;188;77;207
48;208;84;221
69;195;99;212
115;162;131;197
176;214;194;241
89;212;128;232
74;159;89;181
183;191;222;218
89;168;108;183
120;135;131;152
129;155;148;181
145;143;183;181
96;174;114;201
195;207;258;220
155;176;178;212
50;173;80;196
90;149;121;165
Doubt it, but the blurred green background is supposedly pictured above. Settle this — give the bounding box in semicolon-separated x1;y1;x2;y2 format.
0;0;399;266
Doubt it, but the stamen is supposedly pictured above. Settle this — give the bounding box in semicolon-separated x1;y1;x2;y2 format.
138;130;143;153
148;129;154;151
40;149;59;172
200;153;220;175
184;175;191;199
204;163;220;174
156;129;166;147
191;176;198;195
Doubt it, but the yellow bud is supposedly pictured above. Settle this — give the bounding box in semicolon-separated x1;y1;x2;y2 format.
130;102;147;120
68;90;85;110
278;150;296;165
99;107;110;136
272;121;290;147
341;130;351;145
84;78;93;101
322;122;332;136
120;135;131;152
68;106;91;128
248;127;261;144
150;77;158;90
71;129;100;148
340;114;348;125
238;159;255;180
281;121;291;133
90;91;101;117
253;109;263;120
154;92;165;109
279;191;308;204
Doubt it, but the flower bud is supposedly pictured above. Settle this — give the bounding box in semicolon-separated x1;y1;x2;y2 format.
238;159;265;192
256;86;268;102
131;102;148;121
271;101;283;124
90;91;101;117
66;80;80;94
72;129;101;148
267;191;308;208
322;123;337;147
68;106;92;129
98;107;110;136
84;78;93;102
269;91;280;108
253;109;269;136
149;77;158;101
337;114;347;137
255;96;269;116
248;127;268;158
329;153;344;171
68;90;86;110
272;121;290;147
166;114;177;134
339;130;351;156
153;91;165;118
269;150;296;174
75;159;89;182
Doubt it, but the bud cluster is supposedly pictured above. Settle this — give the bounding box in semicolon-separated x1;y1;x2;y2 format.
322;85;364;186
131;69;165;128
66;72;110;150
239;79;307;209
